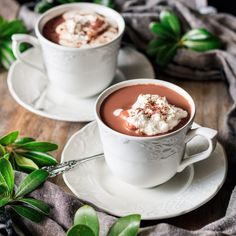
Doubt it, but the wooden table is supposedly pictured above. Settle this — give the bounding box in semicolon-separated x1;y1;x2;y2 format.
0;0;234;231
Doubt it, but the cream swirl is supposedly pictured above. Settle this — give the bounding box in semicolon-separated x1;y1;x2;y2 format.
54;10;118;48
114;94;188;136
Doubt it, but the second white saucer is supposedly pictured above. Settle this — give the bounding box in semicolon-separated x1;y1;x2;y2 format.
8;47;155;122
61;122;227;220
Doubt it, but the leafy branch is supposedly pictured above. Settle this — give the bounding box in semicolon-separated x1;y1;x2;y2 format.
0;132;142;235
67;205;141;236
0;157;50;232
147;10;221;67
0;16;27;70
0;131;58;173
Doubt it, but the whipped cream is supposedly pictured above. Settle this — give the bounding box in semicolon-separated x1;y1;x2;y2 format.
114;94;188;136
55;10;118;48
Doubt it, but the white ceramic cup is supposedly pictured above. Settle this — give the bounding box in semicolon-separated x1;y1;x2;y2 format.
95;79;217;188
12;3;125;98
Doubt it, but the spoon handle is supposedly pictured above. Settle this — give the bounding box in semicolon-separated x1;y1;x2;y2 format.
42;153;103;177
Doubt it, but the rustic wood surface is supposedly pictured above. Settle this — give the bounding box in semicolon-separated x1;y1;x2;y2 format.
0;0;234;231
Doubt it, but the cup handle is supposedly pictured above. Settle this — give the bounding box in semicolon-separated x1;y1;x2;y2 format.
12;34;45;74
177;127;217;172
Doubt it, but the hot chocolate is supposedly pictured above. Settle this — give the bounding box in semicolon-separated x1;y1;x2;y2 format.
43;10;118;48
100;84;191;136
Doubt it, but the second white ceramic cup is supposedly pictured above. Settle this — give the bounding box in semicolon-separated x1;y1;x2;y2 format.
12;3;125;98
95;79;217;188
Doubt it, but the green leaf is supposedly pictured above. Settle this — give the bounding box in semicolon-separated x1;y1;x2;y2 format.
17;141;58;152
34;1;55;14
0;144;6;156
57;0;81;3
15;137;35;145
0;158;14;193
160;10;181;37
94;0;115;8
0;16;6;26
107;214;141;236
10;205;44;223
149;22;176;40
2;153;10;160
147;39;168;56
0;183;8;195
57;0;69;3
0;172;7;185
74;205;99;236
18;198;50;215
0;20;27;39
182;28;212;41
15;169;48;198
182;37;221;52
0;18;8;35
22;151;57;167
0;131;19;145
15;154;39;172
155;43;178;66
0;42;16;70
0;196;10;208
67;224;95;236
0;171;10;197
0;49;13;70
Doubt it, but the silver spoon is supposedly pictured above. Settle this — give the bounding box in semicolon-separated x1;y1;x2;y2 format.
42;153;104;177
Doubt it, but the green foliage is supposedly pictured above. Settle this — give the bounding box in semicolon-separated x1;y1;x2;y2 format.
35;0;115;14
0;17;27;70
107;214;141;236
0;131;19;145
18;198;50;215
10;205;44;223
67;205;141;236
0;131;58;173
94;0;115;9
0;158;50;223
159;10;181;37
148;10;221;67
14;154;39;172
0;158;14;193
181;27;221;52
67;225;95;236
15;169;49;198
74;205;99;236
17;141;58;152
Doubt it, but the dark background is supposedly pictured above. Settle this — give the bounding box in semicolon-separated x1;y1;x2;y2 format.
15;0;236;15
208;0;236;15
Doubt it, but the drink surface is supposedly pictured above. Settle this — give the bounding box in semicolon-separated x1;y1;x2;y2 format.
43;10;118;48
100;84;191;136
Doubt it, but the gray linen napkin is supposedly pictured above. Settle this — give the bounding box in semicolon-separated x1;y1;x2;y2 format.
10;172;236;236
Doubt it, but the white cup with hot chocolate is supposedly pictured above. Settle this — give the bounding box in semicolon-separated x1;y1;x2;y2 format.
95;79;217;188
12;3;125;98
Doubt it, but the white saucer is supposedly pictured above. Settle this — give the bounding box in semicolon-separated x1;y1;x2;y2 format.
8;47;155;122
61;122;227;220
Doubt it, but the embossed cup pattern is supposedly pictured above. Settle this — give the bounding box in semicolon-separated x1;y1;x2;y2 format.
40;39;120;97
98;122;190;187
95;79;217;188
12;3;125;98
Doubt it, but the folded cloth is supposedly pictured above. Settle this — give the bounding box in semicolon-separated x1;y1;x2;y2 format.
9;172;236;235
11;172;116;236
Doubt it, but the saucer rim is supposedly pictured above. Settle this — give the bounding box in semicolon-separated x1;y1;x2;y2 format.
7;47;155;122
61;121;228;220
